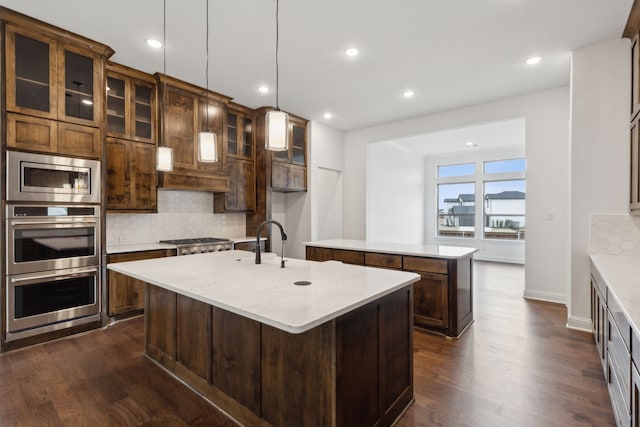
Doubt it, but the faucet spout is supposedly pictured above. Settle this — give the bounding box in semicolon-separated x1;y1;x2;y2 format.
255;220;288;267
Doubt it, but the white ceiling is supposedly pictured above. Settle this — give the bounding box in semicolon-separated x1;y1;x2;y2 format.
0;0;633;131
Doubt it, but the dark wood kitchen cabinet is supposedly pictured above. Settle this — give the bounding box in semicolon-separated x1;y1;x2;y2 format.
270;114;308;192
2;11;113;158
226;103;254;160
106;137;157;212
107;249;175;317
155;74;230;192
306;245;474;337
214;158;255;212
106;62;156;143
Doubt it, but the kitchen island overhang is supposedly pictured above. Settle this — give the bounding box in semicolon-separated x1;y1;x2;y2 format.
107;250;420;427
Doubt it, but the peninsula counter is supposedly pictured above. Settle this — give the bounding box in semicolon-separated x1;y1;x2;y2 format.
107;250;420;427
304;239;478;337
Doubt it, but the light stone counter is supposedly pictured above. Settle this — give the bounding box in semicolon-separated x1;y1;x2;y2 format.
590;253;640;332
107;249;420;334
303;239;478;259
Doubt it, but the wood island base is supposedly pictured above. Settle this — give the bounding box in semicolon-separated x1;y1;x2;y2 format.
144;283;414;427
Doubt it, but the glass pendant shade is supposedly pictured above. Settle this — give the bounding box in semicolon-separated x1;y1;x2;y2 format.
198;131;218;162
156;146;173;171
265;110;289;151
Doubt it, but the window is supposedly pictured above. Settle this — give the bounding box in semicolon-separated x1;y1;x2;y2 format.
483;180;526;240
437;183;475;238
435;157;525;241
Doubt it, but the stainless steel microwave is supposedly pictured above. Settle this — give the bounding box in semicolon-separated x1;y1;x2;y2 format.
7;151;100;203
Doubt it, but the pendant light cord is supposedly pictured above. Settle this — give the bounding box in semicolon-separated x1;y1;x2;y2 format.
205;0;210;130
275;0;280;111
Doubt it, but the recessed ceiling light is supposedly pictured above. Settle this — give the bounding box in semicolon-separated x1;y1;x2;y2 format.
526;56;541;65
258;85;269;94
146;39;162;49
345;47;359;57
466;141;477;147
403;90;414;98
323;112;332;119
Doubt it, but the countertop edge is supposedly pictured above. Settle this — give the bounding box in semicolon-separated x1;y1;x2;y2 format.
303;239;478;259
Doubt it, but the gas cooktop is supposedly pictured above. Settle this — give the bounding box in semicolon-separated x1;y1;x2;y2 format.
159;237;234;256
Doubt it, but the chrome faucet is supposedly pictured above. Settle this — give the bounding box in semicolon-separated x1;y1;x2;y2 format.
255;220;287;268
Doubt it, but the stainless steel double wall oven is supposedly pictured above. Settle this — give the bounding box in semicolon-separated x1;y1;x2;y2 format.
5;151;101;342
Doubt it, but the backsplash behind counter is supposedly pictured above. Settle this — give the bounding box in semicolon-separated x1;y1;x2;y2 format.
106;190;246;245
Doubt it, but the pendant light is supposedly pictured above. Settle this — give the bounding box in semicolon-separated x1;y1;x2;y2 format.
198;0;218;162
265;0;289;151
157;0;174;171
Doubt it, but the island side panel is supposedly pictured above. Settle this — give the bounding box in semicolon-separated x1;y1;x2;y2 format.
261;322;336;427
453;256;473;336
176;295;212;383
145;284;177;366
212;307;261;415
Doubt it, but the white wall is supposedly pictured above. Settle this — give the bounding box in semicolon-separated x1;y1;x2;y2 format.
569;38;630;330
344;87;570;304
366;142;424;244
272;120;344;260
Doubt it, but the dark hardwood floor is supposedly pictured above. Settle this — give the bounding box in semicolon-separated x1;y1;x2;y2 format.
0;261;614;426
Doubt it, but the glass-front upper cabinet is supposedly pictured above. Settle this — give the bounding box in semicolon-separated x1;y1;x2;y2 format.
5;25;57;119
106;63;156;143
226;104;254;160
5;24;106;127
291;122;306;165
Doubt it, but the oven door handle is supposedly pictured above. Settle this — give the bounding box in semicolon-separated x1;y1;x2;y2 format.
10;267;98;283
10;220;98;226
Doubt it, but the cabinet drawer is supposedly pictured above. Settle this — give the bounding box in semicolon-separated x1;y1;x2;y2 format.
333;249;365;265
403;256;448;274
108;249;175;263
609;311;631;412
306;246;333;262
365;253;402;270
609;292;631;351
609;351;632;427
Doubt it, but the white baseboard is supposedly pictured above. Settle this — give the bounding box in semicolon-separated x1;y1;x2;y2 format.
522;289;566;304
566;315;593;333
473;254;524;264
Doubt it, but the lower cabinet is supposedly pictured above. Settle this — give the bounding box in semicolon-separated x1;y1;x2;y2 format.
306;246;473;337
234;240;265;253
632;362;640;427
592;276;607;370
107;249;175;316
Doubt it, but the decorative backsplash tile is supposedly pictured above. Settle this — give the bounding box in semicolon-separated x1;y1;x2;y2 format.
106;189;246;245
590;214;640;256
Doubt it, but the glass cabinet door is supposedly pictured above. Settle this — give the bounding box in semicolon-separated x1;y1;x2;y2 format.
227;111;238;156
133;83;153;140
106;76;126;135
292;123;306;165
242;116;253;158
6;25;57;118
63;49;95;121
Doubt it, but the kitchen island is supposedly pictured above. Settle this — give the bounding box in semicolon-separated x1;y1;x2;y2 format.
107;250;419;427
304;239;478;337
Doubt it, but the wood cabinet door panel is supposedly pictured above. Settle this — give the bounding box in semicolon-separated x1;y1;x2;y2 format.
365;252;403;270
413;272;449;329
106;138;129;209
212;307;261;413
289;164;306;191
336;300;380;427
57;122;101;158
404;256;448;274
177;295;211;381
146;285;177;359
107;270;144;315
6;113;57;153
163;87;197;170
333;249;365;265
271;161;289;189
131;142;157;210
306;246;333;262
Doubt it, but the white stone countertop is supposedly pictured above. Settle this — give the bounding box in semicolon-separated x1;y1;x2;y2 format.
590;254;640;333
107;250;420;334
303;239;478;259
106;237;266;254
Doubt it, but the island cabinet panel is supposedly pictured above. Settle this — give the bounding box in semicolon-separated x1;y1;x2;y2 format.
333;249;365;265
176;296;212;383
413;272;449;329
144;283;413;427
336;299;380;427
211;308;261;414
145;284;177;364
365;252;403;270
261;322;335;427
306;246;333;262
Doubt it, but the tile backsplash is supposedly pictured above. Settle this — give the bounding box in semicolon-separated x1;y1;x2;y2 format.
106;189;246;245
590;214;640;256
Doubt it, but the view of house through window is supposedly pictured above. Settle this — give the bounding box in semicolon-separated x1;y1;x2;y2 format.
437;158;526;240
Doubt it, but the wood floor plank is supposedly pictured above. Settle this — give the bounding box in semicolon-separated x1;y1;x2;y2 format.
0;261;614;426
